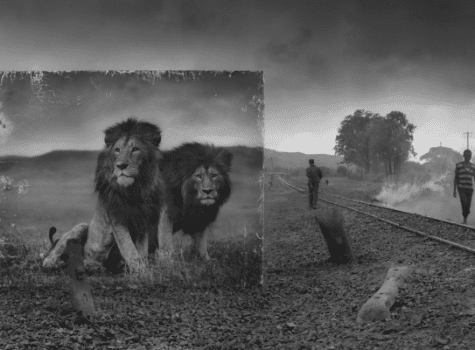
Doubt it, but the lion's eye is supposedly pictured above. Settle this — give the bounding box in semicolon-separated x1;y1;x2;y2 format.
210;173;218;179
196;174;203;180
132;147;140;152
114;147;120;153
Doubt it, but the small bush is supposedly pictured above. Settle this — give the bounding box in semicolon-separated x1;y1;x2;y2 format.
337;165;348;177
0;230;32;268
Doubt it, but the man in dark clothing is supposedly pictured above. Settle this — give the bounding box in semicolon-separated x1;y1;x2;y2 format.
306;159;323;209
454;149;475;224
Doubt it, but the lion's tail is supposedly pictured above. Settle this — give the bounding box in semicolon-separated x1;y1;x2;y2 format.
48;227;57;246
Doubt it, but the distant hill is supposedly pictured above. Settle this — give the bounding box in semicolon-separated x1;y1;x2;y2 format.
0;146;263;180
0;150;99;179
264;149;342;170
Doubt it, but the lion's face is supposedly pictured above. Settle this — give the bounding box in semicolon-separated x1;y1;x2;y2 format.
190;165;223;206
112;136;147;188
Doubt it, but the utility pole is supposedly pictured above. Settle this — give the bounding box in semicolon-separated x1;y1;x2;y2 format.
465;132;473;150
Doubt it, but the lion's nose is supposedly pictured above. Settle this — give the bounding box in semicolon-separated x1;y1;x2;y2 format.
202;189;213;195
116;162;128;170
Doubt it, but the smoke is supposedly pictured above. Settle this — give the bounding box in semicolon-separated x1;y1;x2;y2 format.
376;173;447;206
375;172;463;223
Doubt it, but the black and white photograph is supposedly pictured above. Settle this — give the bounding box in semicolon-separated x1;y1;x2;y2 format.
263;1;475;349
2;0;475;349
0;70;264;347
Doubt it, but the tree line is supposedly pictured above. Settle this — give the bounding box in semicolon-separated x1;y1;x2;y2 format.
334;110;416;176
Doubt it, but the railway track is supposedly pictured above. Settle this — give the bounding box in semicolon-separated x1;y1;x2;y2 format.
276;175;475;255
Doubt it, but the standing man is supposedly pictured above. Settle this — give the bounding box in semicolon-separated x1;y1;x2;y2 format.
306;159;323;209
454;149;475;224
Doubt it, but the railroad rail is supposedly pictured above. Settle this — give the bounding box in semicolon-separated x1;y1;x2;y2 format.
276;175;475;255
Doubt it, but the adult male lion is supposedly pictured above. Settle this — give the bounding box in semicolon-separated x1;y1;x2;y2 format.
156;142;233;260
43;118;164;272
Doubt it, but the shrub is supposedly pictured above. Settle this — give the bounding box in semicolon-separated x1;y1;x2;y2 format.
337;165;348;177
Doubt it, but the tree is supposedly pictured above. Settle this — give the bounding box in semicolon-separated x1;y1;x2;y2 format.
369;111;416;176
420;146;461;191
334;110;377;173
336;165;348;177
420;146;461;176
399;160;431;185
335;110;416;176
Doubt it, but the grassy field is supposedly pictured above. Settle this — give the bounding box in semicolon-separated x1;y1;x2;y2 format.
0;163;264;348
0;148;263;288
1;173;261;245
288;175;383;200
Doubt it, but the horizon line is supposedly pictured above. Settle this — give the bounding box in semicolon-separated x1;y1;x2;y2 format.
0;143;265;159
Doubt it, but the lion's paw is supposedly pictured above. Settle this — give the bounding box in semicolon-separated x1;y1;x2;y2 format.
42;256;58;269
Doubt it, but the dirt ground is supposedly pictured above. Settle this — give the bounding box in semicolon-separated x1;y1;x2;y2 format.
264;176;475;349
4;176;475;349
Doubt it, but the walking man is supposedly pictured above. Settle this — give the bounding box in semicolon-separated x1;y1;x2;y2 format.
454;149;475;224
306;159;323;209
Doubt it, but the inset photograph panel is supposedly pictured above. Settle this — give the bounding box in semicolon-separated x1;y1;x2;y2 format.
0;71;263;290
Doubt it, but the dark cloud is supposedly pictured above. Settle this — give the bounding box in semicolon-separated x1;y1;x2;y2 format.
248;0;475;92
265;27;314;63
1;1;475;95
342;1;475;62
4;0;475;157
0;0;163;23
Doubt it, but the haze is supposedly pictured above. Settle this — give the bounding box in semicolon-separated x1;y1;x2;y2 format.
0;1;474;158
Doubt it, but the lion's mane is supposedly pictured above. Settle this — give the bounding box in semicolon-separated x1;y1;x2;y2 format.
160;142;233;234
94;118;164;239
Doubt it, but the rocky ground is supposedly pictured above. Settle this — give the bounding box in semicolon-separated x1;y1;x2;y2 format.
264;176;475;349
0;239;264;349
3;176;475;349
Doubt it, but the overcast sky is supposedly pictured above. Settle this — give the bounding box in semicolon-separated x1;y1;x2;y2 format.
1;0;474;159
0;71;263;156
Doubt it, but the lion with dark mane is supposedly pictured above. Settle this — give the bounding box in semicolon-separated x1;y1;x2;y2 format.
157;142;233;260
43;118;164;272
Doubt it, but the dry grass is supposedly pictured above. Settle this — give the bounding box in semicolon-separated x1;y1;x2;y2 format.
0;224;262;291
